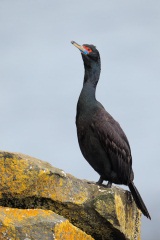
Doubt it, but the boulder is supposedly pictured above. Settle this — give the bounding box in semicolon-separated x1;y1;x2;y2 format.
0;206;93;240
0;151;141;240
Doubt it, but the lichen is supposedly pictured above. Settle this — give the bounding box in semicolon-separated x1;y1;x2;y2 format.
54;220;93;240
0;151;141;240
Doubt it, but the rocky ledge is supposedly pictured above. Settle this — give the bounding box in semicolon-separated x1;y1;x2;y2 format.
0;151;141;240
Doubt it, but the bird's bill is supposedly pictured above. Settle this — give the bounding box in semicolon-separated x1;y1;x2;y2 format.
71;41;88;55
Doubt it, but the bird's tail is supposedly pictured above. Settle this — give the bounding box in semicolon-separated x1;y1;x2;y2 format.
128;181;151;220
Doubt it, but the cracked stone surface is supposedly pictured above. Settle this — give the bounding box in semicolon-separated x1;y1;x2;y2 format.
0;151;141;240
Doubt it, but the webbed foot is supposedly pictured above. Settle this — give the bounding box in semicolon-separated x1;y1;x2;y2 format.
96;176;103;185
106;181;112;188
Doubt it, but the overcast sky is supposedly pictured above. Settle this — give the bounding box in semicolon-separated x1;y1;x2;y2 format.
0;1;160;239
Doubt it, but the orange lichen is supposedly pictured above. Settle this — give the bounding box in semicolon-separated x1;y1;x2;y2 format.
0;207;54;226
0;207;93;240
54;220;93;240
0;152;141;239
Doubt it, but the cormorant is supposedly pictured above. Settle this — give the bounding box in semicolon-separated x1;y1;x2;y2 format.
71;41;151;219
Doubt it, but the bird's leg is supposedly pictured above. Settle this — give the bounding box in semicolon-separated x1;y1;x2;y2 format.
96;177;112;188
87;176;103;185
106;181;112;188
96;176;103;185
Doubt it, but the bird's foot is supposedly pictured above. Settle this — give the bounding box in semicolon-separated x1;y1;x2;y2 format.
87;177;103;186
87;177;112;189
105;181;112;188
87;181;96;185
97;180;112;188
96;177;112;188
96;176;104;186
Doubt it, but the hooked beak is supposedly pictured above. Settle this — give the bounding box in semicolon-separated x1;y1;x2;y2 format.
71;41;88;55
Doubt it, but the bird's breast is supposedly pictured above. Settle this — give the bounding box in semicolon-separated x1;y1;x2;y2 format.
76;117;111;176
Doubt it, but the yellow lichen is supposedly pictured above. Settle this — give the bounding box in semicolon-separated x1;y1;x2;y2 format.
54;220;94;240
0;152;89;205
115;194;125;229
0;156;39;195
0;207;93;240
0;152;141;239
115;194;141;240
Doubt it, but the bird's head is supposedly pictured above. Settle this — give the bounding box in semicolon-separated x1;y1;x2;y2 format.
71;41;100;69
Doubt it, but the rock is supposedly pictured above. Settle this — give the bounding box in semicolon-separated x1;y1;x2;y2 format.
0;151;141;240
0;206;93;240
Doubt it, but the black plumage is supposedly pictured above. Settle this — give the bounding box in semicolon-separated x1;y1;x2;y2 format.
71;41;151;219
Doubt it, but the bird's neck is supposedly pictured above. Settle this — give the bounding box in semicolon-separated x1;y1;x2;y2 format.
83;62;101;88
78;64;101;108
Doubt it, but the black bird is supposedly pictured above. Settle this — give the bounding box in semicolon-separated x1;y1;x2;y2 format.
71;41;151;219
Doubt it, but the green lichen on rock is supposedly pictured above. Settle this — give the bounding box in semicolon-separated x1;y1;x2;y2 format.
0;151;141;240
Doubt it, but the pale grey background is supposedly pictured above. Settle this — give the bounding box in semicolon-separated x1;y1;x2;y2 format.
0;1;159;239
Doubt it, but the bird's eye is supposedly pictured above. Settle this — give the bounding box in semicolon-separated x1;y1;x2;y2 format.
83;46;92;53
